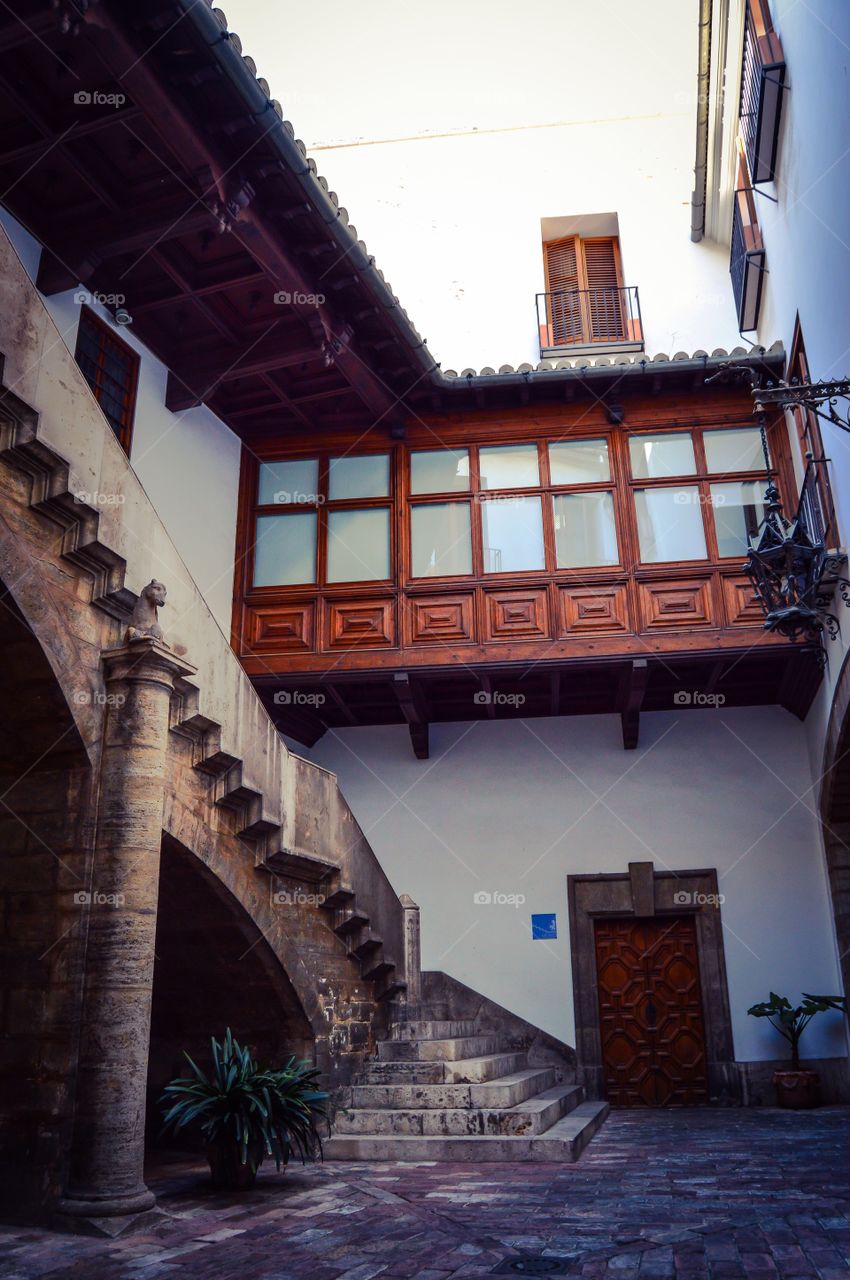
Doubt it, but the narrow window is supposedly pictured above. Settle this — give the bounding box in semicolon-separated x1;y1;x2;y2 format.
74;308;139;455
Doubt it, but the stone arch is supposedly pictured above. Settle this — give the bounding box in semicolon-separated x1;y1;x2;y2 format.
819;648;850;1000
0;503;116;771
146;834;315;1148
162;793;345;1054
0;573;95;1221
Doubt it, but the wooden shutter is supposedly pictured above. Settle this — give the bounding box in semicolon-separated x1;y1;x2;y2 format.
543;235;624;345
582;238;624;341
544;237;584;345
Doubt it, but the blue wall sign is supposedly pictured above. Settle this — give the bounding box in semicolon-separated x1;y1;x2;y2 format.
531;913;557;940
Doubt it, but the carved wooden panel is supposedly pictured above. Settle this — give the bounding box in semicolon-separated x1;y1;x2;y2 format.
326;599;395;650
638;580;713;631
245;603;315;652
559;584;630;635
484;589;550;641
407;594;474;645
595;916;709;1107
722;575;764;626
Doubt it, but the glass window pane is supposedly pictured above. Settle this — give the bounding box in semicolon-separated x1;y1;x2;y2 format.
411;502;472;576
481;496;545;572
410;448;470;494
634;487;707;562
629;433;696;479
479;443;540;490
704;428;767;474
553;492;618;567
258;458;319;505
328;453;389;500
711;481;767;556
253;512;316;586
327;507;390;582
549;439;611;484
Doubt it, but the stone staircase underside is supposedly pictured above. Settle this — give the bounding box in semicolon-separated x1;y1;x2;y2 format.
326;1018;608;1161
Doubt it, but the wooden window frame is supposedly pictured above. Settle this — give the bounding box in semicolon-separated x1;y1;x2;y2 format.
624;422;781;565
74;306;139;455
238;421;789;601
248;446;395;591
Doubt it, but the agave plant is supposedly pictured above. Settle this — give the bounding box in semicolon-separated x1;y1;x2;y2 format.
159;1029;328;1186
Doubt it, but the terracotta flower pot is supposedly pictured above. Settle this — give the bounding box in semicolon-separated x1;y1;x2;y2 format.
205;1139;264;1189
772;1068;821;1109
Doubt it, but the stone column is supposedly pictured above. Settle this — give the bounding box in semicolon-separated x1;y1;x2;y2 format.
59;638;196;1222
399;894;421;1009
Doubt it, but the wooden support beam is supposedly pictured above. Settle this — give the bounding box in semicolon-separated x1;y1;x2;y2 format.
619;659;649;749
549;669;561;717
778;649;823;721
392;673;430;759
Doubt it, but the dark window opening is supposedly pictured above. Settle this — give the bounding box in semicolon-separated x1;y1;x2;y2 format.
74;307;139;455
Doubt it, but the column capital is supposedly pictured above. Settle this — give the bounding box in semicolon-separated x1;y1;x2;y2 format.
101;638;196;690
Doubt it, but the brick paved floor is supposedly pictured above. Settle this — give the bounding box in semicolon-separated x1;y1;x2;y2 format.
2;1108;850;1280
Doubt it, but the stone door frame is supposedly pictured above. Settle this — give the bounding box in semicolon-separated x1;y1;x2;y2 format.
567;862;738;1103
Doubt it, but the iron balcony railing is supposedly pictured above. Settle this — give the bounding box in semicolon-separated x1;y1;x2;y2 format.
730;188;765;332
536;286;643;357
740;0;786;184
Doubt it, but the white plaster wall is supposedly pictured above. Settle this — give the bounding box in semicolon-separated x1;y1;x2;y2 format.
305;708;846;1064
0;208;242;637
313;117;744;373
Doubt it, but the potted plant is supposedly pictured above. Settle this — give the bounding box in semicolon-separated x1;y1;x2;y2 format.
747;993;831;1109
159;1029;328;1189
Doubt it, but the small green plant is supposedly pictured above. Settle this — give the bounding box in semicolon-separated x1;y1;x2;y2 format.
747;992;831;1068
159;1029;328;1186
803;993;848;1019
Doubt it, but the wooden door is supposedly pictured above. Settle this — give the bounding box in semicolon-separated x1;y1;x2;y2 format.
594;916;709;1106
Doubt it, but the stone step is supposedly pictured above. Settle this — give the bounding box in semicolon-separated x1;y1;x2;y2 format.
361;1060;448;1085
377;1034;502;1062
335;1083;584;1137
325;1100;609;1162
389;1019;478;1041
530;1100;611;1160
443;1051;528;1083
351;1067;557;1110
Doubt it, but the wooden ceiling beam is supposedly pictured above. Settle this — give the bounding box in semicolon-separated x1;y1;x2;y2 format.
130;267;267;315
77;7;405;424
36;206;216;295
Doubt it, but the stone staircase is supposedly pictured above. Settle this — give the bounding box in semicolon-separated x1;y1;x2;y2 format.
0;350;408;1010
326;1017;609;1161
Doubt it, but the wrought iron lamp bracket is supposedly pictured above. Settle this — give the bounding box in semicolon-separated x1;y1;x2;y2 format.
705;363;850;648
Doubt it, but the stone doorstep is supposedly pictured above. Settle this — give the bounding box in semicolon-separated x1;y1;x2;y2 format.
377;1034;503;1062
388;1019;479;1041
324;1101;610;1162
351;1067;558;1110
335;1083;585;1137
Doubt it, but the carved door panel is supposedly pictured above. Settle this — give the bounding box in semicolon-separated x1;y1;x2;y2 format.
594;916;709;1106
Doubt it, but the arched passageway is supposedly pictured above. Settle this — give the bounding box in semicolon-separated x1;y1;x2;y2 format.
0;577;93;1220
146;835;315;1149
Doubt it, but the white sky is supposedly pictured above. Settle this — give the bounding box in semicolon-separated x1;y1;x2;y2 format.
229;0;699;145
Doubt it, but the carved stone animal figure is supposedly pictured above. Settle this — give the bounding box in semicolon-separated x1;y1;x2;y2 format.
126;579;167;644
